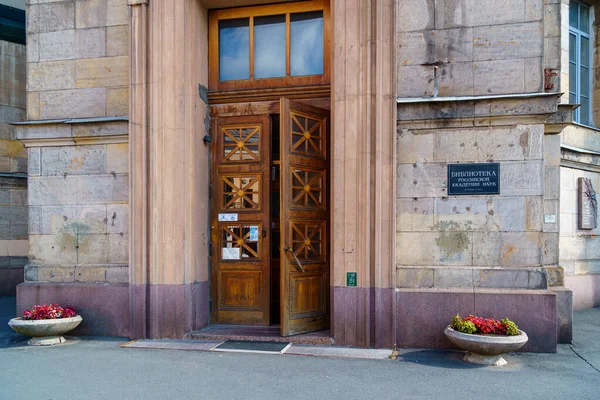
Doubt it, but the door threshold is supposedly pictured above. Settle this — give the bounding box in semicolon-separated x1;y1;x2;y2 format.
185;324;333;346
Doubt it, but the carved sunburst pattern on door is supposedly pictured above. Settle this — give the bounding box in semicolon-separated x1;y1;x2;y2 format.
222;175;260;210
290;112;323;157
291;168;323;208
291;222;323;260
222;224;261;260
222;126;261;161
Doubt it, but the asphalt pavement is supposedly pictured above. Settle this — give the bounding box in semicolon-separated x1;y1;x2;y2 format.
1;296;599;400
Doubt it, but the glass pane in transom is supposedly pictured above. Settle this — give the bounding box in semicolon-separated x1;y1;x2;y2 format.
219;18;250;81
254;15;286;79
570;2;578;29
290;11;324;76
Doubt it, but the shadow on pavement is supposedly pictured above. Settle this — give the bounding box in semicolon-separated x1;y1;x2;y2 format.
396;349;485;370
0;296;28;348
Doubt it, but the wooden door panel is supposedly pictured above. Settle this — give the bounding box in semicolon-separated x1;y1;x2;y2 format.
211;115;270;325
280;98;330;336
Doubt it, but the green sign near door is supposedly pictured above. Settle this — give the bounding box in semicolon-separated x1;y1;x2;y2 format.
347;272;357;287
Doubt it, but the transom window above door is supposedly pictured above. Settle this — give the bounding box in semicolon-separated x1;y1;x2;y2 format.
209;0;330;91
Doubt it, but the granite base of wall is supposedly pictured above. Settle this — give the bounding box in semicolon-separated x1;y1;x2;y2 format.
552;287;573;344
16;282;129;337
331;287;395;349
130;282;209;339
564;274;600;311
0;267;24;296
396;288;557;353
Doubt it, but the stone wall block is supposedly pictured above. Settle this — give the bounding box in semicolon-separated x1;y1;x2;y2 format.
433;125;540;162
434;0;525;29
433;197;488;231
544;165;560;200
10;222;28;240
75;266;106;283
75;56;128;88
27;2;75;34
524;57;543;93
472;232;542;266
397;65;435;97
106;25;129;57
27;33;40;63
76;175;128;204
29;206;42;235
473;59;525;95
76;28;107;59
76;0;108;29
37;266;76;283
500;161;544;196
525;0;544;22
493;197;526;231
585;237;600;260
397;0;434;32
38;30;76;61
27;93;40;120
396;129;433;164
559;236;586;261
106;87;128;116
72;121;128;137
437;62;474;97
30;235;77;265
28;61;76;92
107;203;128;234
40;88;107;119
474;268;530;289
542;232;559;265
396;231;473;266
433;267;474;288
106;265;128;283
397;163;447;198
473;22;543;61
77;234;108;264
396;267;434;288
41;145;107;176
525;196;543;231
25;264;38;282
72;205;108;234
108;233;128;264
28;177;78;206
40;205;73;235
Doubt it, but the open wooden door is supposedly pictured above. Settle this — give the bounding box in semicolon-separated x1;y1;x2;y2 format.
210;115;271;325
280;98;330;336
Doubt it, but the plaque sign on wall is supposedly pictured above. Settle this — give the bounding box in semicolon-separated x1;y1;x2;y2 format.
578;177;598;230
448;163;500;196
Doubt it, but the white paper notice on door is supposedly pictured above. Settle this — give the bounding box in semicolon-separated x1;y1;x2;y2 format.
219;213;238;222
222;247;241;260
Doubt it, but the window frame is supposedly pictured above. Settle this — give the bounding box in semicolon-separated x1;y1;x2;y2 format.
569;0;593;126
208;0;330;91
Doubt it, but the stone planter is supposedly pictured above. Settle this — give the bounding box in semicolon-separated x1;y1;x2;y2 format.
8;315;83;346
444;325;528;366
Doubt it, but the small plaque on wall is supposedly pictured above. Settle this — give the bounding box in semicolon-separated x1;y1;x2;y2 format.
578;177;598;230
448;163;500;196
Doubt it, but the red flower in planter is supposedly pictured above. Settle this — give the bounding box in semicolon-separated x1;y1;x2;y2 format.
451;314;520;336
22;304;77;320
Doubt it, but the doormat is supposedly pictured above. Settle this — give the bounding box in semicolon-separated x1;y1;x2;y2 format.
212;340;292;354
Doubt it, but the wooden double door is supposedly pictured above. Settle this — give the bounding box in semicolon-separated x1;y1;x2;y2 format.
210;99;330;336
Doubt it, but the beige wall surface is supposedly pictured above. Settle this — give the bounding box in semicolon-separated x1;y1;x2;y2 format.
26;0;130;120
397;0;548;98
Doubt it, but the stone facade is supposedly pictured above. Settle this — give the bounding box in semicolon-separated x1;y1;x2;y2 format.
14;0;600;351
0;36;27;296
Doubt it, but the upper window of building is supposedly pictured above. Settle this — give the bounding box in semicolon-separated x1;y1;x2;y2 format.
569;0;592;126
209;1;330;91
0;4;25;45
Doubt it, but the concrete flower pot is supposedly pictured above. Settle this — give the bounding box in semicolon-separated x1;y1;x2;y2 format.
444;326;528;366
8;315;82;346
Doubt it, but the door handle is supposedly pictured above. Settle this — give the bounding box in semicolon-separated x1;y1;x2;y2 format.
284;246;305;273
